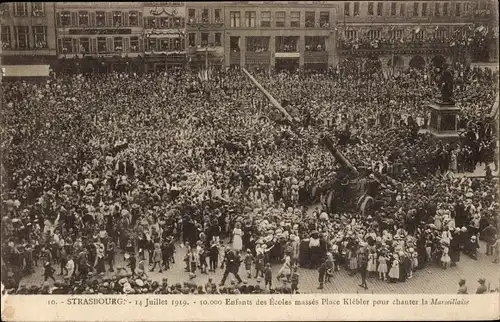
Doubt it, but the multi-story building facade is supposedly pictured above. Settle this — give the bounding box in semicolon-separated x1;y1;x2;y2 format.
0;2;57;66
223;1;340;70
142;2;186;71
337;0;497;71
185;1;225;68
54;2;144;73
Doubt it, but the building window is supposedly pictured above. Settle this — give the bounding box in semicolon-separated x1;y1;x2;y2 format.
290;11;300;27
435;3;440;16
345;30;357;40
391;2;396;15
173;38;182;51
33;26;47;49
158;17;169;28
214;33;221;46
400;3;405;16
354;2;360;16
0;3;9;17
305;11;315;27
245;11;256;27
214;9;222;23
32;2;45;16
113;11;122;27
188;9;195;23
79;37;89;53
173;17;183;28
368;2;374;15
464;2;470;14
443;3;449;15
246;36;269;52
130;37;139;52
14;3;28;16
230;11;240;27
413;29;423;40
202;8;209;23
275;36;298;52
129;11;138;26
368;29;380;40
377;2;383;15
62;37;73;53
389;29;403;39
15;26;29;49
344;2;350;16
230;36;240;52
159;38;169;51
455;3;461;16
260;11;271;27
305;36;326;51
188;33;195;47
422;3;427;16
114;37;123;51
78;11;89;26
1;26;11;49
413;2;419;16
148;37;157;51
96;11;106;27
145;17;155;28
201;33;208;46
61;11;71;27
436;28;448;39
275;11;285;27
97;37;107;53
319;12;329;27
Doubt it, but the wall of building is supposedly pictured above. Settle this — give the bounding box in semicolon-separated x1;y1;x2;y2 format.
1;2;57;64
222;2;340;68
54;2;145;58
1;1;496;72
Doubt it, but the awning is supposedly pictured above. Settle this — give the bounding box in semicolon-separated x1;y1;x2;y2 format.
2;65;50;77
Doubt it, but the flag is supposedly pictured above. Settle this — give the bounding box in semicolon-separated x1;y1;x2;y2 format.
237;37;241;49
414;26;420;34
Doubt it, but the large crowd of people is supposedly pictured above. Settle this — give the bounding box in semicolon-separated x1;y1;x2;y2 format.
1;56;498;295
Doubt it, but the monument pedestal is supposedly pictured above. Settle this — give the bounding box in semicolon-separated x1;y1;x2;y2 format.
427;101;461;141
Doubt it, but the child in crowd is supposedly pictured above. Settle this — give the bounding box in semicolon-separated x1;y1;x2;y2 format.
264;263;272;290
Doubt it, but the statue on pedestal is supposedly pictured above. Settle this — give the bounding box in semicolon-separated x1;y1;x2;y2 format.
438;64;454;104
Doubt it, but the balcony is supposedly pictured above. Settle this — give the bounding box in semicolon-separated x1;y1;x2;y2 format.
245;51;271;65
186;18;224;28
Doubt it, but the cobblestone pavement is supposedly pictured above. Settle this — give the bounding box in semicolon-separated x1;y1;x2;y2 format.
18;240;499;294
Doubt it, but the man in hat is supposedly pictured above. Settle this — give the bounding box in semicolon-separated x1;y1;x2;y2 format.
476;278;487;294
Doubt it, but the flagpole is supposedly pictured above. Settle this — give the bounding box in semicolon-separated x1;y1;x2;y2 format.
205;46;208;72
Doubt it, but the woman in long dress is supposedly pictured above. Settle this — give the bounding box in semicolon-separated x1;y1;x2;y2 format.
348;247;358;275
450;151;457;172
232;222;243;251
367;250;377;276
377;253;388;280
388;256;399;283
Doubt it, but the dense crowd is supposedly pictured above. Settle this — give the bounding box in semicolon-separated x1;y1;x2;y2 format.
1;58;498;295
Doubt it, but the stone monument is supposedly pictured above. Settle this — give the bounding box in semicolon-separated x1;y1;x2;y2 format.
427;64;461;140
